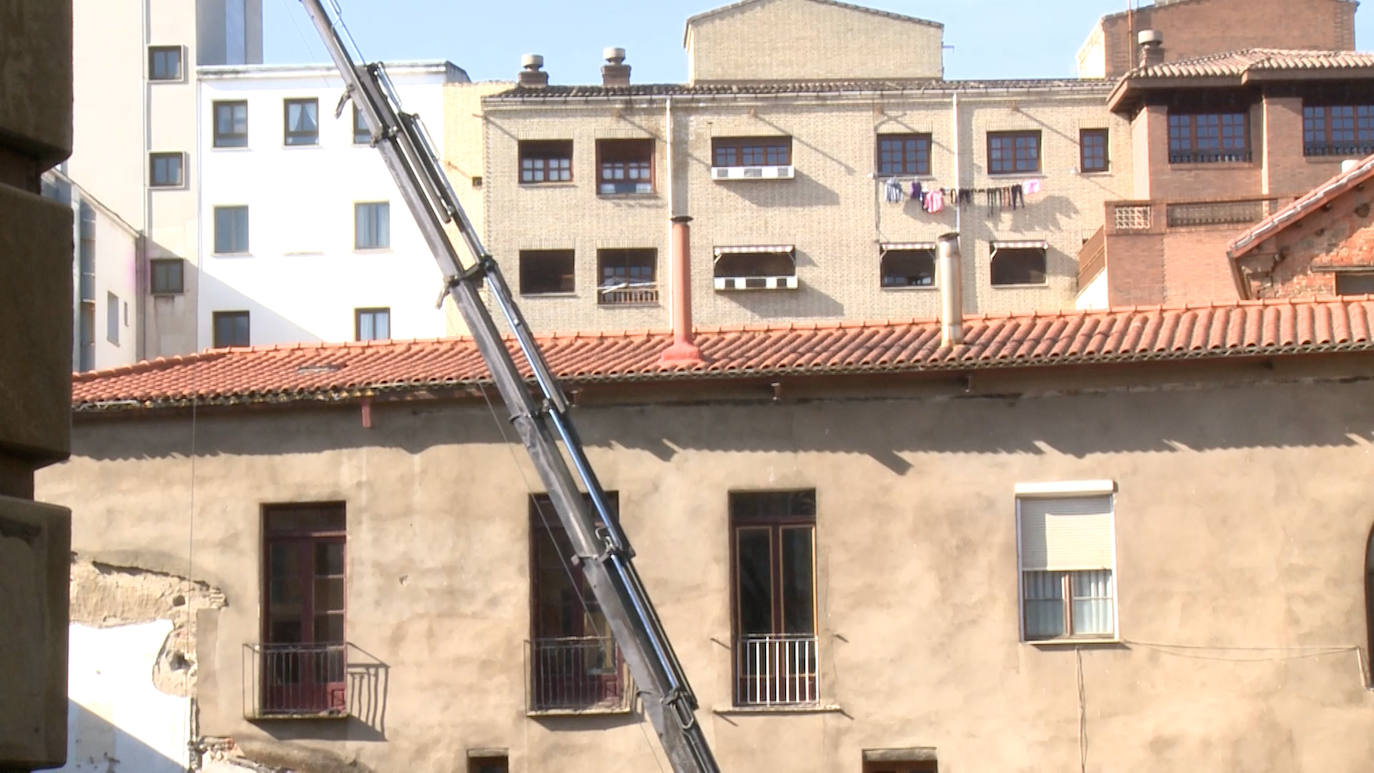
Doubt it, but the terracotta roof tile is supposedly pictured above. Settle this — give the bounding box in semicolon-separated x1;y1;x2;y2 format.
71;298;1374;412
1228;153;1374;260
1127;48;1374;79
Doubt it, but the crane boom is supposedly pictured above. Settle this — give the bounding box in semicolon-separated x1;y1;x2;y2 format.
297;3;721;771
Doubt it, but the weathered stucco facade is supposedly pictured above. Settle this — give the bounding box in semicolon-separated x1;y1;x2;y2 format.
37;345;1374;771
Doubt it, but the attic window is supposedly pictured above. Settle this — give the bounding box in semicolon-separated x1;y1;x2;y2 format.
713;245;797;290
990;240;1048;287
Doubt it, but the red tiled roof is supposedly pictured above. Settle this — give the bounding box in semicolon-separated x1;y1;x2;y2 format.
1127;48;1374;79
72;297;1374;412
1228;153;1374;260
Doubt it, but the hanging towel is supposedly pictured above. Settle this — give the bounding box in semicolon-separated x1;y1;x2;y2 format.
927;188;944;214
1024;179;1042;195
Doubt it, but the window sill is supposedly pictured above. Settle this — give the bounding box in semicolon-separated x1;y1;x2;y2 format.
597;192;659;199
526;705;634;718
880;284;937;292
713;703;843;716
519;181;576;188
282;143;321;149
150;183;188;191
1025;637;1121;647
521;292;578;299
151;291;185;297
1078;169;1111;176
1167;161;1256;170
990;282;1049;289
246;710;349;721
212;252;252;258
211;145;250;151
987;171;1044;178
353;248;393;254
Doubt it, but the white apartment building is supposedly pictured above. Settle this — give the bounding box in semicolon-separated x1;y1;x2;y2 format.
196;62;469;348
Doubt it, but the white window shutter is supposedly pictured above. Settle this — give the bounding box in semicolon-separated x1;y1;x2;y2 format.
1019;495;1113;571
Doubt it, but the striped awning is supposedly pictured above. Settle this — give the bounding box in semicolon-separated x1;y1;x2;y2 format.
713;244;794;261
991;239;1049;250
879;241;936;251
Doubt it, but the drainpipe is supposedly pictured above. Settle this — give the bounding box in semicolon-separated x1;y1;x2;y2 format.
937;232;964;347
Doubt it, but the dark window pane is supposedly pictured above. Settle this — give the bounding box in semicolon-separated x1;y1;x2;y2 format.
213;101;248;148
991;246;1046;285
712;137;792;167
519;249;575;294
736;528;773;635
780;527;815;635
880;248;935;287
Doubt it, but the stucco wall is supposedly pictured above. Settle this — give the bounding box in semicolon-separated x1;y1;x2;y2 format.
685;0;943;84
35;356;1374;772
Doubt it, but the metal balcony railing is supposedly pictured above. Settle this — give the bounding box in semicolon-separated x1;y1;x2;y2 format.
735;633;820;707
597;282;659;306
1304;142;1374;158
1168;150;1252;164
528;636;631;712
243;642;348;718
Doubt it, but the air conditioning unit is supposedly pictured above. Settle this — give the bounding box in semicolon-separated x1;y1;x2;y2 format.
713;275;799;291
711;165;796;181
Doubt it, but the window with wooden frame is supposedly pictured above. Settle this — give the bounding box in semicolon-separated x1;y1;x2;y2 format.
354;307;390;341
260;503;347;716
529;493;628;712
519;140;573;183
597;248;657;305
149;152;185;188
712;136;792;167
1168;111;1249;163
596;138;653;194
150;259;185;295
990;241;1047;286
732;490;819;706
987;130;1040;174
213;100;248;148
880;245;935;288
519;249;575;295
876;133;931;176
1079;128;1108;173
148;45;183;81
1303;104;1374;157
212;310;250;348
284;98;319;146
1016;485;1116;642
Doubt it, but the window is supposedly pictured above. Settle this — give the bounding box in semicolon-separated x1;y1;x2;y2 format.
1336;272;1374;295
151;259;185;295
880;245;935;288
354;307;390;341
596;139;653;194
519;250;575;295
862;752;938;773
732;490;818;706
260;503;346;716
988;131;1040;174
990;241;1047;286
713;245;797;291
1303;104;1374;157
148;46;182;81
354;202;390;250
149;152;184;188
352;104;371;145
213;205;249;253
78;303;94;372
876;134;931;176
284;98;319;146
1168;112;1249;163
106;292;119;345
712;136;792;167
212;310;250;348
1017;485;1116;641
529;493;628;711
213;101;248;148
1079;128;1108;173
597;248;657;305
468;754;509;773
519;140;572;183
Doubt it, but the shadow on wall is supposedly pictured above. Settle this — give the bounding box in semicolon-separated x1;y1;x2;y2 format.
718;170;840;209
58;700;184;773
245;643;389;742
196;269;322;349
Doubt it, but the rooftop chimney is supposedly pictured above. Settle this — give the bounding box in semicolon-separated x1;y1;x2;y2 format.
518;53;548;88
936;233;964;348
601;47;631;87
659;216;703;365
1138;30;1164;69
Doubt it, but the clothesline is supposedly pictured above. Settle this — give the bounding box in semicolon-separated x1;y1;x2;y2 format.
882;177;1044;215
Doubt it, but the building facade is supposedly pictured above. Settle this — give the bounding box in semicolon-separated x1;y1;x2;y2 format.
35;298;1374;772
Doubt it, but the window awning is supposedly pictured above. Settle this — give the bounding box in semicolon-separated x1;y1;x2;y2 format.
991;239;1049;250
879;241;936;251
713;244;794;261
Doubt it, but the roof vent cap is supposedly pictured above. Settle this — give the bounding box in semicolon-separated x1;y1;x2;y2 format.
603;47;626;65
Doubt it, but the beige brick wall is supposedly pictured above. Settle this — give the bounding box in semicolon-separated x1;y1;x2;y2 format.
686;0;942;83
483;85;1130;334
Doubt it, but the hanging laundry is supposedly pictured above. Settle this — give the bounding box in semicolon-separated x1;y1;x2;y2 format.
885;178;903;203
1024;179;1043;195
1010;184;1024;210
913;181;925;211
927;188;944;214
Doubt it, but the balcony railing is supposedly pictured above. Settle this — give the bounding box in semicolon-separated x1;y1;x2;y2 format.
735;633;819;707
243;642;347;718
1168;150;1252;164
1166;198;1273;228
1305;142;1374;158
597;282;659;306
528;636;631;712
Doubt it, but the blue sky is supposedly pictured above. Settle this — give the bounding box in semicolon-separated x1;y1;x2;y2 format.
266;0;1374;83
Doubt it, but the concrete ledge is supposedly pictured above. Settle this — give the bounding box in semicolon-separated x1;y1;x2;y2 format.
0;0;73;164
0;496;71;768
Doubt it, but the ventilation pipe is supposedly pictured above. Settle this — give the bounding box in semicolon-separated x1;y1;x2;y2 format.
518;54;548;88
937;232;964;347
1138;30;1164;68
601;47;630;87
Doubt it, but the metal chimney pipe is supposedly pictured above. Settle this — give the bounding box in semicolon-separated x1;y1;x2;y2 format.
937;232;964;347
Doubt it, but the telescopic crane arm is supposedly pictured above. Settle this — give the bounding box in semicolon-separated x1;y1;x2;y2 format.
297;3;721;772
